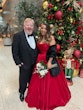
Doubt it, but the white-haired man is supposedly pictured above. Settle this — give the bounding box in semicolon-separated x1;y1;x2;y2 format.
12;18;38;101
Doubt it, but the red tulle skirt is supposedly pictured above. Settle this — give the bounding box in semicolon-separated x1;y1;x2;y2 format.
25;69;71;110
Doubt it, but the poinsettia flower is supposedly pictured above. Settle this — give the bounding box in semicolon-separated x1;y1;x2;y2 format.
57;30;64;35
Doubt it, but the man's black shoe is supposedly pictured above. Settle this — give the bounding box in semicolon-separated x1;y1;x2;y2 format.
20;93;24;102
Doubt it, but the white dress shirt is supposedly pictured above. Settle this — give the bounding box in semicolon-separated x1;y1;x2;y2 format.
25;33;36;49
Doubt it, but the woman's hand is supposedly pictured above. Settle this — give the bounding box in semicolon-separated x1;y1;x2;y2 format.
47;61;52;69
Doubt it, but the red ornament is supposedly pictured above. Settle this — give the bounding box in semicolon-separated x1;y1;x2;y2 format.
74;50;81;58
48;3;53;8
80;44;83;48
77;2;82;7
54;10;63;20
76;31;80;35
77;26;82;32
47;14;52;20
67;7;73;11
74;38;78;43
56;44;61;51
47;14;54;20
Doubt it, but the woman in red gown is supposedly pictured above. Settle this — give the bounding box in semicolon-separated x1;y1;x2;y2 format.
25;23;71;110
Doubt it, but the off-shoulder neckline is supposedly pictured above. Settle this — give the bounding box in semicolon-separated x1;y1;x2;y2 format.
37;42;49;45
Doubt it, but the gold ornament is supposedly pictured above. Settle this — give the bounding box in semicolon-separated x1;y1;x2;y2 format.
69;17;74;23
80;59;83;64
78;39;81;44
79;8;83;13
50;30;55;34
56;0;60;2
50;24;55;34
80;47;82;51
42;1;48;10
50;24;54;28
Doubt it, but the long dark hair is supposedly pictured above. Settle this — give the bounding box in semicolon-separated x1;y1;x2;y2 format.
38;23;51;42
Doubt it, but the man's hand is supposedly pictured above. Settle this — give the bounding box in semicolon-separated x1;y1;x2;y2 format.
18;62;24;67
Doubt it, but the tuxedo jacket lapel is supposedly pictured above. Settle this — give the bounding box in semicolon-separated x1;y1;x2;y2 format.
22;30;31;50
21;30;37;51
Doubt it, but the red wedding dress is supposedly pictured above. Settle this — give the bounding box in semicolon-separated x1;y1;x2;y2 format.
25;43;71;110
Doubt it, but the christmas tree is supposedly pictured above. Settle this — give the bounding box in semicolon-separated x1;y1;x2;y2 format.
41;0;83;62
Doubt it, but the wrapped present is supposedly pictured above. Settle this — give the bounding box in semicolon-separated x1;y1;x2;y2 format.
73;69;79;77
80;69;83;78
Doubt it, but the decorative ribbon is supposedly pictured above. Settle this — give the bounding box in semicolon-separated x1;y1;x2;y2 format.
63;0;81;11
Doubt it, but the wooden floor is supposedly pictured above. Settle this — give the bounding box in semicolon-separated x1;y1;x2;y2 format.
0;38;83;110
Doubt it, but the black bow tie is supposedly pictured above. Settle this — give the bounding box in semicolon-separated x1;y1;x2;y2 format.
28;34;33;37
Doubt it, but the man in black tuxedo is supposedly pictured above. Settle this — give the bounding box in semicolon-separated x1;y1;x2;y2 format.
12;18;38;101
